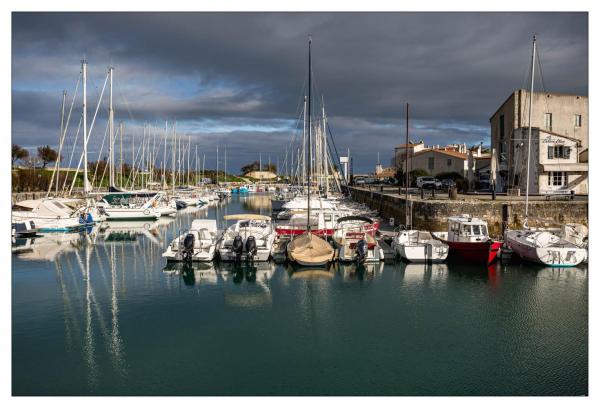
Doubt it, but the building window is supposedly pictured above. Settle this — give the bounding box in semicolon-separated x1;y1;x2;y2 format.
574;114;582;127
544;113;553;130
548;171;566;186
548;145;571;160
447;158;452;167
499;114;505;139
428;157;434;170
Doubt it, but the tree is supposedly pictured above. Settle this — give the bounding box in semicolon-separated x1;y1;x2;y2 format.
12;144;29;167
37;145;59;168
264;163;277;173
241;161;260;174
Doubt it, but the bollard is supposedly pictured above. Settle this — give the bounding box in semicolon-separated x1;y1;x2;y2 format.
502;204;510;236
432;187;435;199
449;186;458;200
420;187;424;199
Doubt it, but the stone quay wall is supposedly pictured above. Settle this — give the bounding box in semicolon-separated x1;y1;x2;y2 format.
349;187;588;237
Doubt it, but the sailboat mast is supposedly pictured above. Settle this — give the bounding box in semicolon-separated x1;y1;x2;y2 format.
216;144;219;186
524;35;536;227
172;122;176;195
119;121;123;188
163;121;167;190
82;59;89;195
55;90;67;197
187;135;191;186
323;100;329;196
307;36;312;231
108;66;114;188
302;96;307;187
405;103;410;228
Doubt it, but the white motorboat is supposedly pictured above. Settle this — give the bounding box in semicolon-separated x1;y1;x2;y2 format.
97;191;162;220
12;198;96;232
218;214;275;262
162;219;220;262
392;230;449;263
11;219;39;238
332;216;384;263
504;230;586;267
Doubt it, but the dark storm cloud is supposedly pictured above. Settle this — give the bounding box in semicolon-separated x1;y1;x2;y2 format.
12;12;587;172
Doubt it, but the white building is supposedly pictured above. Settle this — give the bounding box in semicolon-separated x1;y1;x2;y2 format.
512;127;588;195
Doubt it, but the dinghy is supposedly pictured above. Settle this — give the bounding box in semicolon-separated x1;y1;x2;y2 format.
287;232;334;266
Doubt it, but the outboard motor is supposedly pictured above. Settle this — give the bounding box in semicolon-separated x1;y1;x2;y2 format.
245;236;257;263
182;233;195;262
232;235;244;263
356;239;368;264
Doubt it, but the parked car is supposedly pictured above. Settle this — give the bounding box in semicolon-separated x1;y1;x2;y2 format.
416;177;441;189
441;179;456;189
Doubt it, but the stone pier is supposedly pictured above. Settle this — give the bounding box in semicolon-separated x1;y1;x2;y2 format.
349;187;588;237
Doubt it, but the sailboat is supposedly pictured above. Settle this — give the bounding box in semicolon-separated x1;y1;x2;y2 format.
286;37;334;267
504;36;586;267
392;103;449;263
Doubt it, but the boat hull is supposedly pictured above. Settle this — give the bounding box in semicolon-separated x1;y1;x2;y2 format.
433;235;501;265
505;231;586;267
394;243;449;263
276;221;379;238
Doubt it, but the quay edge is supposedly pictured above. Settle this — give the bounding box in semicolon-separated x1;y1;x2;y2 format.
348;186;588;237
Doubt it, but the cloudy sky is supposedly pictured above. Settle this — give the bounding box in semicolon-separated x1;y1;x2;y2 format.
12;12;588;173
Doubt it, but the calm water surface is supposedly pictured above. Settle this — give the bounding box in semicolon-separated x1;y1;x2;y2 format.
12;195;588;396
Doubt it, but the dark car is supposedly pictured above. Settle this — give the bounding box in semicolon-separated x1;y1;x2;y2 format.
441;179;456;188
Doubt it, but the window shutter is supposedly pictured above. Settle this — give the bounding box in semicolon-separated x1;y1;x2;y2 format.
565;147;571;159
548;146;554;159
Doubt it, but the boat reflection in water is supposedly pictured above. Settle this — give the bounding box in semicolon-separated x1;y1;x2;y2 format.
162;261;276;308
398;261;450;284
12;226;96;262
334;261;384;282
239;193;272;212
98;219;173;246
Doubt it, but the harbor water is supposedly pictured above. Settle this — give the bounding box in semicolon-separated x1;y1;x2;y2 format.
12;194;588;396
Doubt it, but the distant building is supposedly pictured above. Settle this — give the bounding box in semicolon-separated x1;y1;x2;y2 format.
392;141;425;168
393;141;489;180
511;127;588;195
375;164;395;179
489;89;588;191
245;170;277;180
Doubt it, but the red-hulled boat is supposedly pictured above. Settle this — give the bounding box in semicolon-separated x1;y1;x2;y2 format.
275;212;379;238
432;214;501;265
